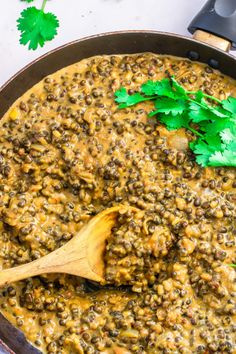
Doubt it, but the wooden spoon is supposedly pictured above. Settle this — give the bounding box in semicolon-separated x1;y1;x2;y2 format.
0;205;133;287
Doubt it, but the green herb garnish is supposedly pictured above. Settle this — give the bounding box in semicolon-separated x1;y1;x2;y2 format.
229;264;236;267
115;78;236;168
17;0;59;50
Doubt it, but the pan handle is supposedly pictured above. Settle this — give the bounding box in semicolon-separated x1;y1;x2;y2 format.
188;0;236;51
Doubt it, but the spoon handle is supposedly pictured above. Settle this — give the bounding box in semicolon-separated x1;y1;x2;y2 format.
0;228;99;287
0;206;133;287
0;239;85;287
0;254;64;288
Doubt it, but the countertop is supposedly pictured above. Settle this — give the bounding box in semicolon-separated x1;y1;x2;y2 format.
0;0;210;87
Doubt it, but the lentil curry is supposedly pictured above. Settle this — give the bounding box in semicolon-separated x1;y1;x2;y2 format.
0;53;235;354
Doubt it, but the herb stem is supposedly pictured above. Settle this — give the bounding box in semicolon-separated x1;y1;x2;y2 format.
142;96;157;101
186;90;222;105
187;126;204;138
41;0;47;11
188;98;210;111
186;91;196;95
202;93;222;104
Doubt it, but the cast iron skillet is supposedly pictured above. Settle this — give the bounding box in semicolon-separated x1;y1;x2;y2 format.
1;0;236;353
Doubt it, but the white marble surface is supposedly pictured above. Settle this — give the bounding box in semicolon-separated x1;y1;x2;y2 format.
0;0;223;87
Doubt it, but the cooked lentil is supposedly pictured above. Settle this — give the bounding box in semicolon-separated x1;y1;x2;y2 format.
0;53;235;354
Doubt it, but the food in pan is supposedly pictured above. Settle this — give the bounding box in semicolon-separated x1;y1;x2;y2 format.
0;53;235;353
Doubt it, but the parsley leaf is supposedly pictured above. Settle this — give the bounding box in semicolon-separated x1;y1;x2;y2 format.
152;98;187;116
171;77;187;98
188;102;215;123
114;88;146;108
220;128;235;144
141;79;173;97
190;136;223;167
195;91;205;103
222;96;236;114
17;1;59;50
202;119;234;136
209;150;236;167
114;88;130;104
158;113;190;131
21;0;35;3
207;105;229;119
227;140;236;151
205;134;223;150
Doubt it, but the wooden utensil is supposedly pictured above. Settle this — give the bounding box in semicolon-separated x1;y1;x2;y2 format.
0;205;132;287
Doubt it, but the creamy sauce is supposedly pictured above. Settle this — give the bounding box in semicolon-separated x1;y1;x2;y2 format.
0;53;235;353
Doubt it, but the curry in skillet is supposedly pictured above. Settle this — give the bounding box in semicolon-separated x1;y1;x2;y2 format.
0;54;235;353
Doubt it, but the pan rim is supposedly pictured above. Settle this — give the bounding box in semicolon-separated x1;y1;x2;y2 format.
0;28;236;354
0;339;14;354
1;29;235;93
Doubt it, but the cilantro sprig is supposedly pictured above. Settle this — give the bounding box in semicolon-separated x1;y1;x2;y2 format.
115;78;236;168
17;0;59;50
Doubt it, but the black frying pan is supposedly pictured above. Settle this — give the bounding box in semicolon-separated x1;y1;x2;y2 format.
0;0;236;353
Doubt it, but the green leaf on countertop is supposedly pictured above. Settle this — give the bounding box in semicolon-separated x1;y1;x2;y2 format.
17;0;59;50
